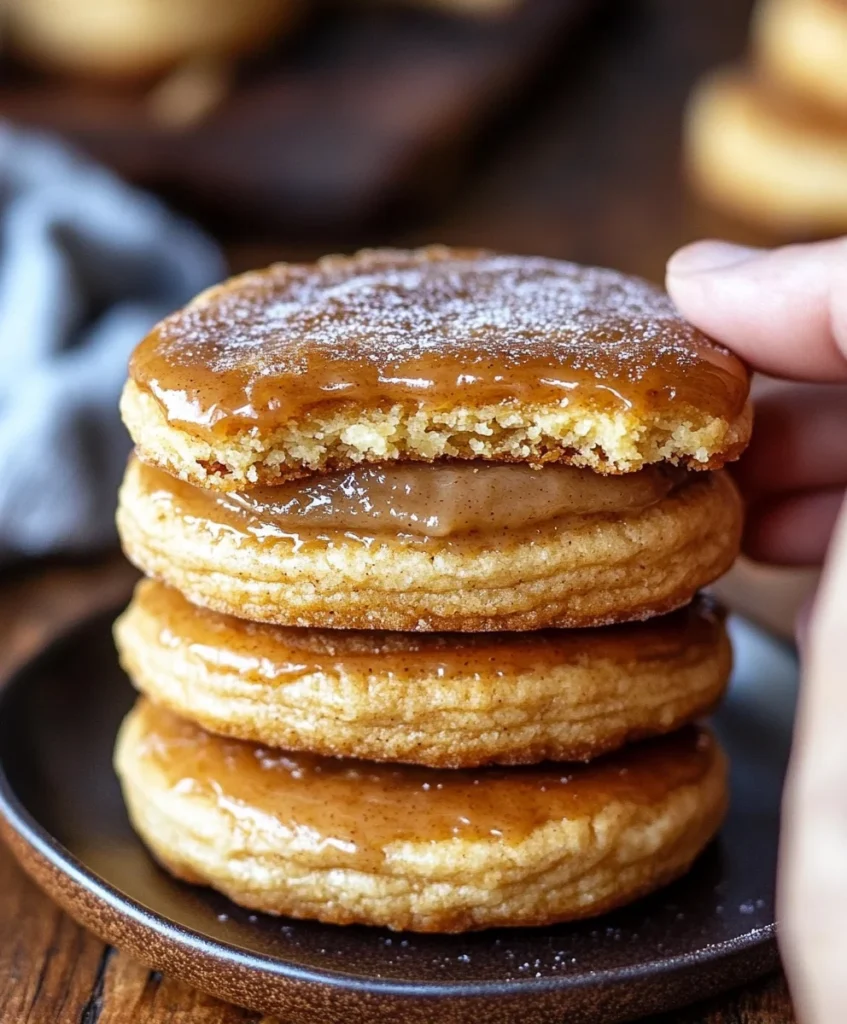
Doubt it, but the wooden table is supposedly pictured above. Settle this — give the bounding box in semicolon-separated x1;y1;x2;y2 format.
0;0;809;1019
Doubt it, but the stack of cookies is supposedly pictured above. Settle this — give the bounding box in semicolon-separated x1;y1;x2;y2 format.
113;247;751;933
685;0;847;237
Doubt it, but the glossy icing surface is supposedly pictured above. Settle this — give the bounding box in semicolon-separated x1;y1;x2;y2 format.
131;457;691;546
208;461;682;537
135;579;726;683
133;699;717;867
130;249;749;438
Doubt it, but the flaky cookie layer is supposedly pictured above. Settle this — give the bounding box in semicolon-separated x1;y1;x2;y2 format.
116;700;728;933
116;581;731;766
116;458;743;631
122;378;752;491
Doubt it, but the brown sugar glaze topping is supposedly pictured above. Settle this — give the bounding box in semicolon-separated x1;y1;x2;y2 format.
129;248;749;439
137;579;726;683
133;457;691;547
133;699;718;867
221;461;683;536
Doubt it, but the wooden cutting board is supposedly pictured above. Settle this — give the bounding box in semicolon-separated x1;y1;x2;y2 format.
0;0;592;236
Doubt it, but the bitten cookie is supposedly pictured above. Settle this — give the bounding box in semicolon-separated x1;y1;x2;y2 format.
122;247;751;490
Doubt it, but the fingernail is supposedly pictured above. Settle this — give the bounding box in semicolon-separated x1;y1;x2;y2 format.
667;241;762;276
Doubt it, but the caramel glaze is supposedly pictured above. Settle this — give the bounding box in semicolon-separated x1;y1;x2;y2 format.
137;579;726;683
129;249;749;440
212;460;682;538
133;699;718;868
132;457;695;551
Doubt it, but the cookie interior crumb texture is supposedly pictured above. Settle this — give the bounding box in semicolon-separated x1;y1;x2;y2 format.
123;247;752;489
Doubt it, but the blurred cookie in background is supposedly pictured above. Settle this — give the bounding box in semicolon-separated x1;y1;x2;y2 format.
753;0;847;118
0;0;592;229
685;68;847;236
684;0;847;237
4;0;296;82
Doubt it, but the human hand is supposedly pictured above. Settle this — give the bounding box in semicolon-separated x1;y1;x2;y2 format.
667;237;847;1024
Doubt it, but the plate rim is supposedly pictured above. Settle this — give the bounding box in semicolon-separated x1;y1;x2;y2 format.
0;606;781;1002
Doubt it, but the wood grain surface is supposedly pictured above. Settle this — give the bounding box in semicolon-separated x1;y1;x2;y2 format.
0;0;808;1019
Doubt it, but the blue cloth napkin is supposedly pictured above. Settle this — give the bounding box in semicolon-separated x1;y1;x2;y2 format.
0;123;224;562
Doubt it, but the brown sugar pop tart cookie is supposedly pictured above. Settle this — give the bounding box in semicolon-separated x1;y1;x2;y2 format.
7;0;296;81
115;698;729;933
116;580;731;767
686;68;847;235
753;0;847;120
118;247;750;630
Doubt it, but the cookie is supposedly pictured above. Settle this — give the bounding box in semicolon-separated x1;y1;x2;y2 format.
116;699;728;932
123;247;751;490
754;0;847;118
116;456;743;631
686;69;847;234
116;580;731;766
7;0;294;80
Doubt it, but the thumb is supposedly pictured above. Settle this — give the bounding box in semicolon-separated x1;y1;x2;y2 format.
666;238;847;382
779;494;847;1021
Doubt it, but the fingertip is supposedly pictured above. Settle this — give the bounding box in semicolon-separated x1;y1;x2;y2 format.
665;238;847;381
666;240;762;280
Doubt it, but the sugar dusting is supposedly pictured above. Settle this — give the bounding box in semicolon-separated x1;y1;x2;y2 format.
147;248;732;382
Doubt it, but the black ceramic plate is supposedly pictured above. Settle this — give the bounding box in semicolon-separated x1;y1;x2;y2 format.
0;610;795;1024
